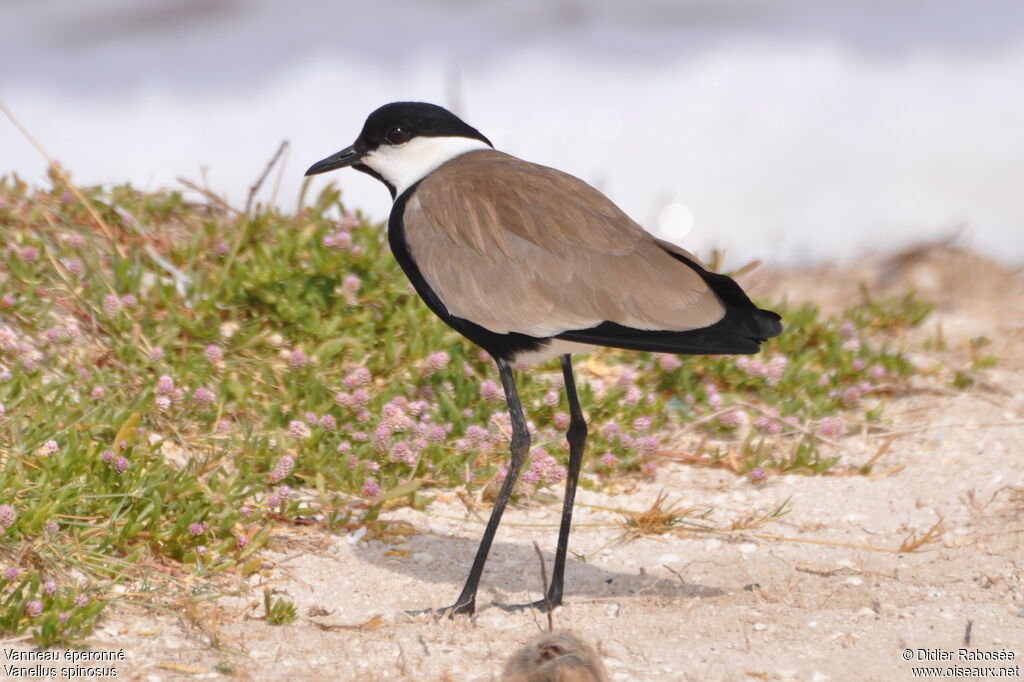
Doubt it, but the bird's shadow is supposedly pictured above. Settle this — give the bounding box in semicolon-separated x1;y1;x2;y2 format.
351;528;723;607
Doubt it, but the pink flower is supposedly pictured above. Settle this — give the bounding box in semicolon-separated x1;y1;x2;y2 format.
205;344;223;363
343;274;362;293
44;580;57;595
344;368;371;389
103;293;121;316
751;467;767;483
43;439;59;455
269;455;295;483
0;504;15;529
599;452;618;467
73;594;89;607
817;416;845;439
91;386;105;399
425;424;446;443
100;449;114;463
717;409;743;429
25;600;42;617
632;416;652;433
480;379;503;403
215;241;230;256
114;456;130;474
373;423;392;450
193;387;216;405
635;436;660;456
289;420;311;439
121;294;138;308
19;246;39;263
188;522;207;536
319;414;337;430
288;349;308;370
767;355;788;382
658;354;683;371
323;230;353;250
553;412;569;430
869;365;887;380
543;391;559;408
755;415;782;435
362;477;380;497
150;346;165;362
156;375;175;395
424;350;450;375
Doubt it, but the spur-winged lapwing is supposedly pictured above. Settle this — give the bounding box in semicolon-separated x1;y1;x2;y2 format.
306;102;783;616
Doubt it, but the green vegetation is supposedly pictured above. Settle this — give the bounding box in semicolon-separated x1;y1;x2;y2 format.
0;171;933;644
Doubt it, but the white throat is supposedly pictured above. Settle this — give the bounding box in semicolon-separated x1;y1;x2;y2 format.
361;136;491;198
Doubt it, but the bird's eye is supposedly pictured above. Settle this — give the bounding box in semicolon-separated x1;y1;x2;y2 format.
385;127;411;145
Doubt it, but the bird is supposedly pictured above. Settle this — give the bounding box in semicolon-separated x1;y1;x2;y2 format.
305;101;782;616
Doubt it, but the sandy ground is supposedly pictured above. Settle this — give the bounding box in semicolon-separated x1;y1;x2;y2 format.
5;246;1023;681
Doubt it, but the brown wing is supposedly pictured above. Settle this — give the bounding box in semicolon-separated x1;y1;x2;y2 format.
404;149;725;337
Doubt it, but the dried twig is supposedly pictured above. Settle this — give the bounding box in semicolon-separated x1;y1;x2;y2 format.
532;541;553;632
0;99;123;254
246;140;289;214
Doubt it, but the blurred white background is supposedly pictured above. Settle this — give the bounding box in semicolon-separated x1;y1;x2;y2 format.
2;0;1022;266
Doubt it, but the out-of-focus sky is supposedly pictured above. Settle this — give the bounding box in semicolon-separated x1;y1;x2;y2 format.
2;0;1022;266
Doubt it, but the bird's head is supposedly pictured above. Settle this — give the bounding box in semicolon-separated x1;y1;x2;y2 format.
305;102;492;198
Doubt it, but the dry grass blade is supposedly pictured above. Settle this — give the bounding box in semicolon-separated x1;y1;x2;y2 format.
723;498;791;532
0;99;123;253
246;140;289;214
897;518;945;553
619;491;710;542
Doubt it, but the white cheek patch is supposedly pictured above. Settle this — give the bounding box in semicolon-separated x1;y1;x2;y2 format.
363;136;491;198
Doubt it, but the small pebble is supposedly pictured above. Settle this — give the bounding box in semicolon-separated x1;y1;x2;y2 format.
347;526;368;544
737;543;758;554
843;577;864;586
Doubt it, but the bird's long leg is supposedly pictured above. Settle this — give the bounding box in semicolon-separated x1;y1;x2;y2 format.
493;353;587;614
546;353;587;607
444;357;530;616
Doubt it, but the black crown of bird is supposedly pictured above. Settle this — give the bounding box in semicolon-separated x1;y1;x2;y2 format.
306;101;782;616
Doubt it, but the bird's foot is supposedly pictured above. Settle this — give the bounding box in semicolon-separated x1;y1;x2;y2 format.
493;596;561;613
405;598;475;620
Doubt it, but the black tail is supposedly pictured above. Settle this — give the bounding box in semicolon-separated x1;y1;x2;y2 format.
556;252;782;356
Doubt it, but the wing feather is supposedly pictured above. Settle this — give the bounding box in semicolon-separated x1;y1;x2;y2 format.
405;150;725;337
